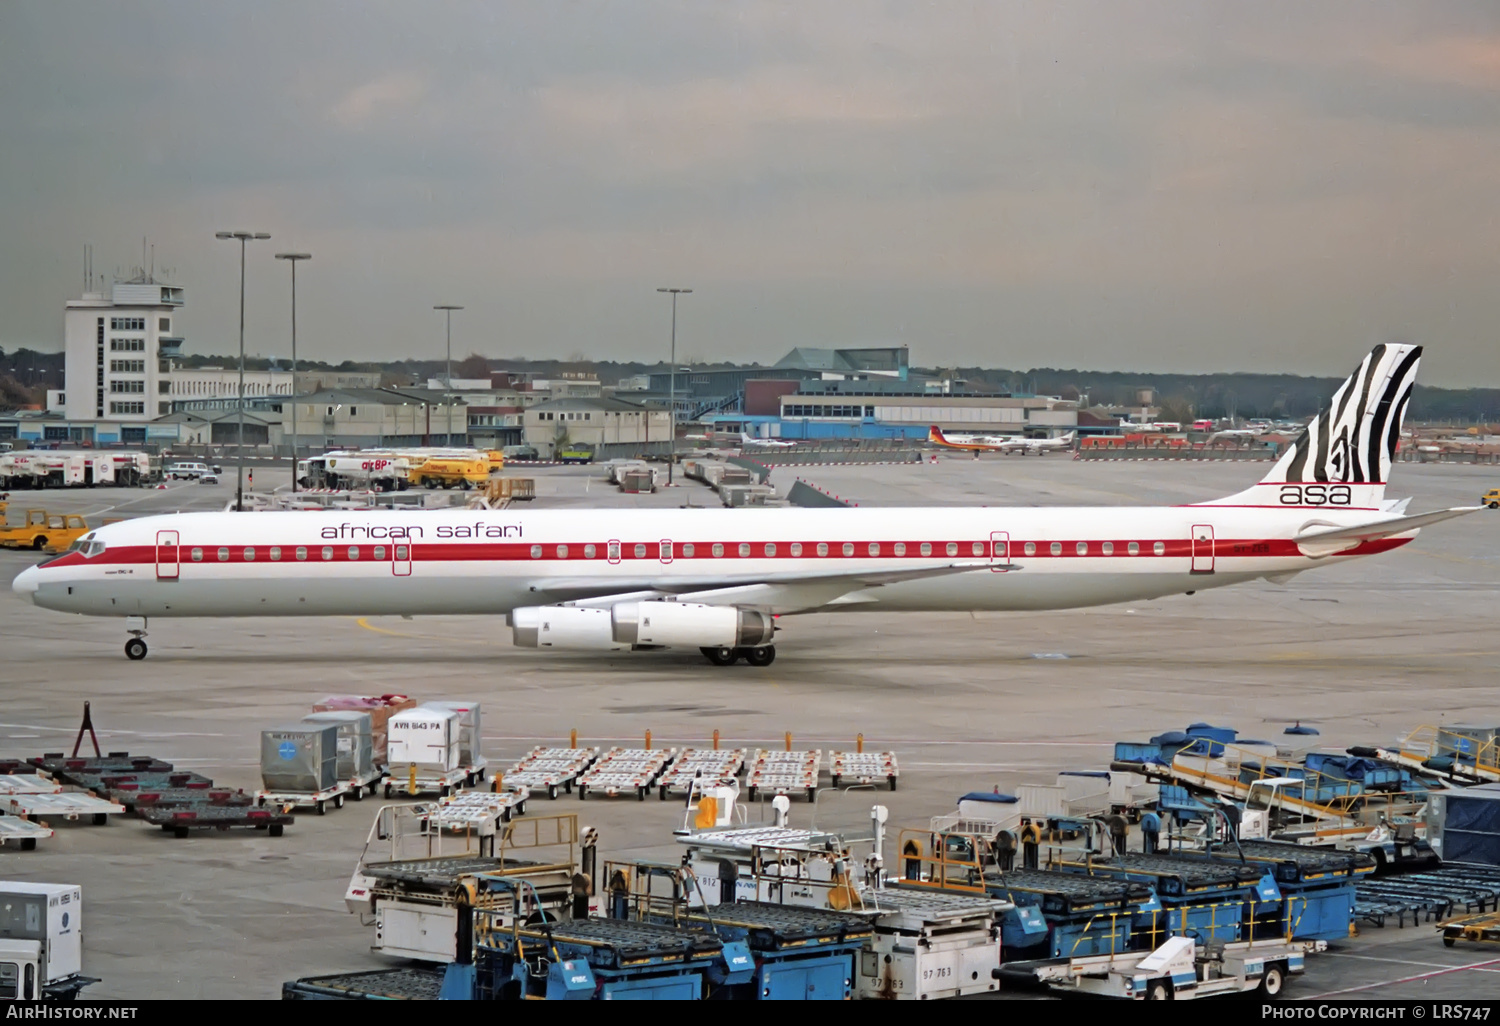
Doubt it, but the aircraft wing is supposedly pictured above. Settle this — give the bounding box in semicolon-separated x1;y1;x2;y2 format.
1294;506;1487;558
528;560;1004;613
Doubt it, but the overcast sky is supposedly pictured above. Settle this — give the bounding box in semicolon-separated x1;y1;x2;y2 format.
1;2;1497;386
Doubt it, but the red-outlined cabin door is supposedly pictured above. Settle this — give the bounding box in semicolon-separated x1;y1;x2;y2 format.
1191;524;1215;574
156;530;179;579
990;531;1010;571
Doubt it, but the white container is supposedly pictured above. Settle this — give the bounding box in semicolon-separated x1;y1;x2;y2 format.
423;702;482;768
0;882;83;984
388;708;461;773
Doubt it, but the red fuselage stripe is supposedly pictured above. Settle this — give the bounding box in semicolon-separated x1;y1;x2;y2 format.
46;535;1412;569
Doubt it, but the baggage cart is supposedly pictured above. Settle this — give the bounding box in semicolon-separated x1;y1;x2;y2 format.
746;749;822;802
0;816;53;850
1018;936;1324;1000
503;747;599;799
578;748;677;800
256;779;353;814
427;788;530;833
657;748;747;799
830;751;898;791
136;804;292;838
0;791;125;826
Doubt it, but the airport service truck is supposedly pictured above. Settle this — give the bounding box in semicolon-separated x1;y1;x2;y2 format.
0;882;98;1000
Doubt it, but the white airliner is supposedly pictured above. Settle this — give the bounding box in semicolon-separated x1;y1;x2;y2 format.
928;426;1077;455
12;345;1487;665
740;433;798;449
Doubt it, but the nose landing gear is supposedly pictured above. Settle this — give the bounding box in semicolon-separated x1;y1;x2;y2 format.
124;616;148;660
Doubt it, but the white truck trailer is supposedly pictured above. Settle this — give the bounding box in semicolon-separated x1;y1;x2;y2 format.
0;882;97;1000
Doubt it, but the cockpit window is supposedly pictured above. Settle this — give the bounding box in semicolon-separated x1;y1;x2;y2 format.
82;540;107;558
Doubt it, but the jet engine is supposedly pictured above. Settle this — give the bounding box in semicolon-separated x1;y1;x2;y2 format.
610;602;774;648
510;606;626;650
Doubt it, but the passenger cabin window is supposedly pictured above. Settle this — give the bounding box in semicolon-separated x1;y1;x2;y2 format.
790;543;802;557
321;546;333;561
296;547;308;561
893;543;905;556
1023;542;1035;556
584;544;596;559
347;546;359;560
374;546;386;560
1076;542;1088;555
634;543;647;559
557;545;569;559
738;543;751;557
1127;542;1140;555
920;542;932;556
712;543;724;557
842;543;854;557
1153;541;1166;556
945;543;958;556
764;543;776;557
217;547;229;562
681;543;694;558
1102;542;1114;555
971;542;984;556
244;547;255;561
191;547;203;562
269;547;282;561
817;543;829;556
1050;542;1062;555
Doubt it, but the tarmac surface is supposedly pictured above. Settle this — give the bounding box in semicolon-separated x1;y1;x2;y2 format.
0;453;1497;1000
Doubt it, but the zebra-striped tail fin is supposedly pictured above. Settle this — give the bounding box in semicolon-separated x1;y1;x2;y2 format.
1203;343;1421;510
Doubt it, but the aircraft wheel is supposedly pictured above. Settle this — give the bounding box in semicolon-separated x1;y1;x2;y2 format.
125;638;147;661
702;646;738;666
742;645;776;667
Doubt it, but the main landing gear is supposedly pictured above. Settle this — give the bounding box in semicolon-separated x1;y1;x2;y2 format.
700;645;776;667
124;617;148;661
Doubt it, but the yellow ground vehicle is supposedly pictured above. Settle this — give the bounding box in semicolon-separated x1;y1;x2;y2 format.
0;509;91;552
1484;488;1500;510
408;455;493;490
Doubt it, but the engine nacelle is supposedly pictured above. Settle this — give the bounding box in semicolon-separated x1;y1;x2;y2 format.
511;606;627;650
611;602;774;648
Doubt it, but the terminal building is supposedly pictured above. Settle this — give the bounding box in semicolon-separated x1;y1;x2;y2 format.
680;346;1079;442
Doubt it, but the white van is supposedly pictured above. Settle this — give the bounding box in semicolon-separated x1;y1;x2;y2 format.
167;461;209;480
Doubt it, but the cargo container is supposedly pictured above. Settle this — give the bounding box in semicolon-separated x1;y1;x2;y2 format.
0;882;96;999
302;710;381;796
258;723;349;812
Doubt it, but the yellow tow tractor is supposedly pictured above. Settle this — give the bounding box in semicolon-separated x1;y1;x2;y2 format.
0;509;91;552
408;455;494;491
1483;488;1500;510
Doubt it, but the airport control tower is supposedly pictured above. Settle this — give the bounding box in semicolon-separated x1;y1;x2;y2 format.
62;274;185;428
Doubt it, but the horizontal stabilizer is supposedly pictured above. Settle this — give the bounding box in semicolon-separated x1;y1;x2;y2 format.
1295;506;1486;557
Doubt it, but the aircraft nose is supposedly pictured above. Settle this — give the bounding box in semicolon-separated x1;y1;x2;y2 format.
11;566;39;604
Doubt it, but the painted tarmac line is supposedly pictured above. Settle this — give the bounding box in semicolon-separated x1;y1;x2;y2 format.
1309;957;1500;997
1323;952;1460;970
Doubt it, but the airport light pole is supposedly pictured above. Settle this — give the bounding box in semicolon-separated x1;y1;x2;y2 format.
434;305;463;391
656;288;691;484
215;230;271;511
275;252;311;491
